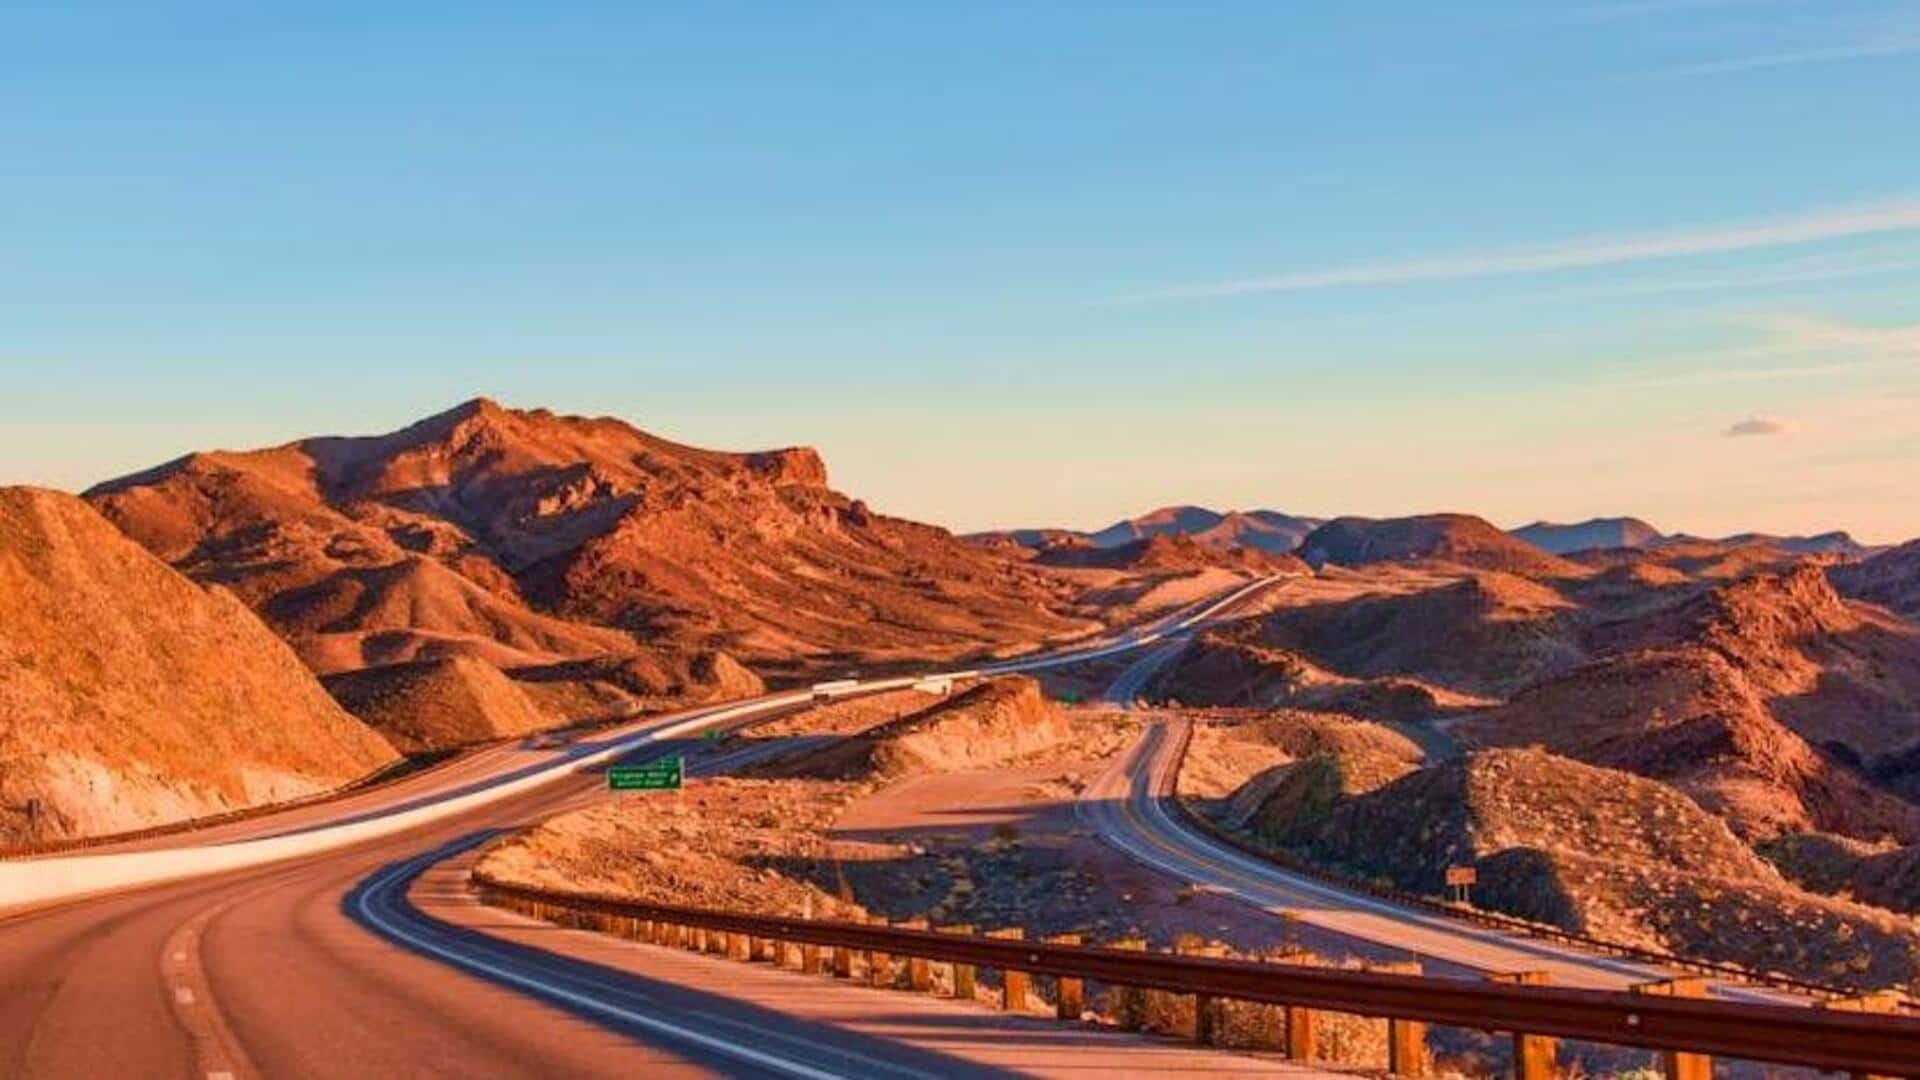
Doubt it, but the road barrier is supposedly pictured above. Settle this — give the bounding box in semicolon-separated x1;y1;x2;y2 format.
473;874;1920;1078
1159;717;1879;1006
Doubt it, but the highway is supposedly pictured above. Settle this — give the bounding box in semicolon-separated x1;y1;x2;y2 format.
1076;717;1803;1006
0;576;1308;1079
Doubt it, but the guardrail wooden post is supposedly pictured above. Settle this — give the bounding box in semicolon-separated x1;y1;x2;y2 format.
1109;938;1149;1030
1487;972;1555;1080
942;924;977;1000
989;928;1029;1011
1176;940;1222;1044
728;931;751;962
832;937;854;978
868;915;894;988
1047;934;1084;1019
1279;950;1322;1062
1367;960;1428;1077
901;919;932;992
1821;991;1903;1080
801;941;824;975
1633;976;1710;1080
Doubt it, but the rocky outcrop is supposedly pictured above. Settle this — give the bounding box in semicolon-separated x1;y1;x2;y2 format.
323;655;553;754
0;488;398;843
87;398;1089;675
1298;514;1584;577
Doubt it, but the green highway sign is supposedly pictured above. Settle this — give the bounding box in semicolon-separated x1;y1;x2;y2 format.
607;756;683;791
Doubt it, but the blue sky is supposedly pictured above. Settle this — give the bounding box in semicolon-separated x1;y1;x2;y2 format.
5;2;1918;540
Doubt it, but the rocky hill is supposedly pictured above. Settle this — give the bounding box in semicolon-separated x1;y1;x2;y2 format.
982;505;1322;555
1461;646;1920;843
1188;572;1587;699
1833;539;1920;619
1297;514;1584;577
322;655;554;754
1258;747;1920;988
1511;517;1663;554
86;399;1091;678
1763;832;1920;916
0;487;398;843
1595;566;1920;765
1035;533;1301;573
754;676;1069;780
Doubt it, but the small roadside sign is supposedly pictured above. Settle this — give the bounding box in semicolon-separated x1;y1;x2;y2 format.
1445;864;1476;905
607;756;683;791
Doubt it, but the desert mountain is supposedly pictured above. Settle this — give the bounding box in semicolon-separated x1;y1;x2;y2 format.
1706;531;1875;558
978;505;1321;555
1168;571;1585;701
1253;746;1920;988
324;655;557;755
1461;647;1920;843
1091;506;1321;553
86;399;1091;677
1832;539;1920;619
1510;517;1873;560
1297;514;1584;577
1511;517;1663;554
1034;533;1301;573
0;487;398;844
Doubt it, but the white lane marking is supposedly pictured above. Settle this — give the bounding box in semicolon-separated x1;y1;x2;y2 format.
352;860;868;1080
207;1072;235;1080
175;987;196;1004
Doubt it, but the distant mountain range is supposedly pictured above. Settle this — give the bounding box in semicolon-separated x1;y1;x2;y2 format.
976;505;1323;555
1513;517;1878;558
981;507;1884;564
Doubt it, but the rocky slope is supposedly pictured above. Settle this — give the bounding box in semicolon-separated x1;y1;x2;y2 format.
1035;533;1301;573
86;399;1090;678
1511;517;1663;554
1595;566;1920;765
322;655;553;754
1298;514;1584;577
1763;833;1920;916
757;677;1070;780
1171;572;1586;701
1833;539;1920;619
1461;647;1920;843
0;488;398;843
1255;747;1920;989
981;505;1322;555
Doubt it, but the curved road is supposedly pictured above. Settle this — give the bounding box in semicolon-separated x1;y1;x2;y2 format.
1;577;1302;1079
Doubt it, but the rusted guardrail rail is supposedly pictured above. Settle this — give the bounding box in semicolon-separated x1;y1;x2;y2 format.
474;875;1920;1079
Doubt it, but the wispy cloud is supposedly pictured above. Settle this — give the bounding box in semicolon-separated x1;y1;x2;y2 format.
1755;312;1920;355
1532;252;1920;301
1725;415;1798;437
1603;314;1920;389
1648;37;1920;78
1144;198;1920;301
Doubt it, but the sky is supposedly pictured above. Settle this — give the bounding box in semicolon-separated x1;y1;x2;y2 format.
4;2;1918;542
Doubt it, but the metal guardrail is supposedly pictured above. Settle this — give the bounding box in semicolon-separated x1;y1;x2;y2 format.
473;874;1920;1076
1159;719;1880;1006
